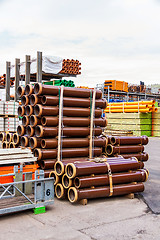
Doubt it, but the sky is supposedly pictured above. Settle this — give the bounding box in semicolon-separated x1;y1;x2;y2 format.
0;0;160;87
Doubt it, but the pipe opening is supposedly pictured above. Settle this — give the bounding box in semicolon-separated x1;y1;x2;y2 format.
6;133;11;143
25;106;32;116
34;105;40;116
25;84;33;96
0;133;4;141
21;136;28;147
41;160;45;170
2;142;7;149
41;96;47;105
106;145;113;155
13;134;18;144
29;138;35;149
17;125;23;136
66;165;73;178
55;184;63;199
35;126;41;137
63;175;70;188
26;126;31;136
30;115;36;126
9;142;14;148
34;149;39;158
22;116;29;126
49;171;57;185
110;137;116;145
17;86;24;97
30;94;36;106
74;177;80;188
41;139;46;148
34;83;41;95
18;106;24;116
55;162;62;175
41;117;46;126
68;188;77;203
21;95;27;106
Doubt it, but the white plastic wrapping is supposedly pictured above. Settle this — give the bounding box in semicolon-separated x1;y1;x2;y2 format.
11;55;63;77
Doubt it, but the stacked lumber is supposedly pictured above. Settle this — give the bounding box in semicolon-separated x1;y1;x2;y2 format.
105;135;149;162
104;80;128;92
0;132;21;148
105;112;152;137
152;107;160;136
59;59;81;75
52;156;148;203
17;83;107;173
104;100;157;113
0;148;37;165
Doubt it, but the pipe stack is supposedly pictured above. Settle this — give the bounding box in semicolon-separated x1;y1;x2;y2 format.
52;156;149;203
17;83;107;176
105;135;149;161
0;132;20;148
104;100;157;113
59;59;81;75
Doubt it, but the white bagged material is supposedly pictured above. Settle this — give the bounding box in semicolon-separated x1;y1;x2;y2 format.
11;55;63;77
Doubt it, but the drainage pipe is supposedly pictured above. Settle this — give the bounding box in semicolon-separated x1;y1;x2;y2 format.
18;106;25;117
30;94;42;106
22;115;30;127
34;104;102;118
34;83;102;99
25;84;34;96
17;86;25;97
74;169;148;189
41;116;107;127
41;137;106;149
120;152;149;162
110;136;148;146
34;147;102;161
106;144;144;156
35;126;102;138
30;115;41;127
68;182;144;203
17;125;26;136
20;136;29;147
41;95;107;108
65;159;144;179
55;183;67;199
29;137;41;149
26;125;35;137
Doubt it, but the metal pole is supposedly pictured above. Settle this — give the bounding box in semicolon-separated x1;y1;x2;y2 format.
6;61;11;101
37;51;42;83
15;58;20;101
25;55;30;86
108;86;110;103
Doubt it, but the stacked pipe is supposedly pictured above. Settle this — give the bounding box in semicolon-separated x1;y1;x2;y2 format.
53;156;149;203
0;74;14;87
104;100;157;113
105;135;149;162
16;83;107;175
0;132;20;148
59;59;81;75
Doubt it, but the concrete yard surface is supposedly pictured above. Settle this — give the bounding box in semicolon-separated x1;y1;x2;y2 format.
0;137;160;240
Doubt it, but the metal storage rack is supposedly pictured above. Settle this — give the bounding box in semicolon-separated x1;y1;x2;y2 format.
0;166;54;215
96;83;160;104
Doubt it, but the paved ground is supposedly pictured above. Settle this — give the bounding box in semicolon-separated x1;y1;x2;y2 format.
0;137;160;240
141;137;160;214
